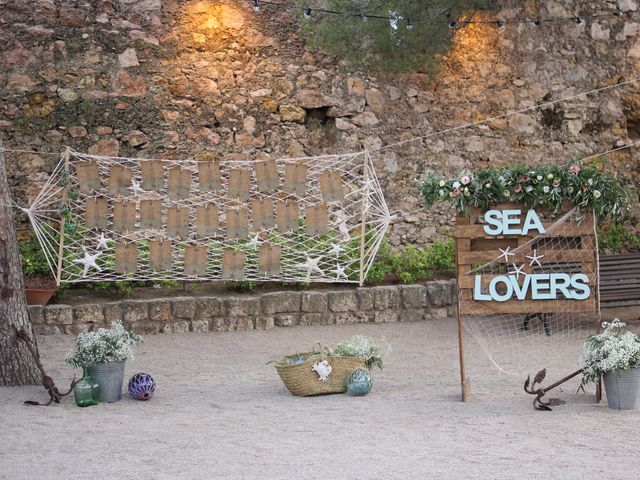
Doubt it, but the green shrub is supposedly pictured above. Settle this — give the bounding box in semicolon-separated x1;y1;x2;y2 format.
598;222;640;253
18;238;52;277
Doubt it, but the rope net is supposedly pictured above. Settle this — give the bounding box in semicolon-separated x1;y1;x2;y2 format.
25;150;390;285
458;208;599;375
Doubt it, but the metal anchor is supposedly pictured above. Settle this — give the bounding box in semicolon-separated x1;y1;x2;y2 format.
524;368;584;411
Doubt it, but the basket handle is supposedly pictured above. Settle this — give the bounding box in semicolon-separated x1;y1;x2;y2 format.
311;343;331;361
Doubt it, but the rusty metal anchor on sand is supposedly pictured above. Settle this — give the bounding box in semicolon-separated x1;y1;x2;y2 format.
524;368;584;411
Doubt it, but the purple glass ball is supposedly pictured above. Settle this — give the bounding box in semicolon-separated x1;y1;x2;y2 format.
128;373;156;401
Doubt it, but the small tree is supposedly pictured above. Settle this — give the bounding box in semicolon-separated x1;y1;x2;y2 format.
298;0;497;72
0;143;41;386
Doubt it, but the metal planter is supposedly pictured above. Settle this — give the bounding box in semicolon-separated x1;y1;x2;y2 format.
89;361;125;403
603;367;640;410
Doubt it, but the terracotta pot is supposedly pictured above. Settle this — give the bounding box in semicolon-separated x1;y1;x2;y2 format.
25;288;57;306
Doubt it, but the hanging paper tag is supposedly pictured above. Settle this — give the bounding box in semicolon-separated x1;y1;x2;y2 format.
113;200;136;233
149;239;173;271
140;199;163;230
222;250;246;281
259;243;281;276
184;244;208;276
226;207;249;240
196;203;219;237
276;200;299;233
140;160;164;191
86;197;108;229
255;159;279;193
115;242;137;274
76;160;101;194
306;203;329;236
168;167;191;200
251;198;274;230
109;165;133;196
198;159;222;192
228;169;251;201
167;206;190;239
319;170;344;203
284;162;307;196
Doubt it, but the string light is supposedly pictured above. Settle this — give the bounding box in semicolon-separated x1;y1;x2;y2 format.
249;1;638;29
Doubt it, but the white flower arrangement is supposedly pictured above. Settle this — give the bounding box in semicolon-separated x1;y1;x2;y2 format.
329;335;390;370
66;321;142;368
579;319;640;388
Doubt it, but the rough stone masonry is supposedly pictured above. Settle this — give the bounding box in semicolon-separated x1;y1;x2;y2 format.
1;0;639;248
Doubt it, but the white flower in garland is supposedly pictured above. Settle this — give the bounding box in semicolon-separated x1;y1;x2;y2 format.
593;190;602;199
543;185;550;193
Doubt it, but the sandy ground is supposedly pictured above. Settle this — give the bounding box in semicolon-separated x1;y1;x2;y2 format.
1;318;638;480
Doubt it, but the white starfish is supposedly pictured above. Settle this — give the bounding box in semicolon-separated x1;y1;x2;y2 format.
248;233;261;249
73;246;102;277
129;179;147;196
96;232;112;250
331;264;348;281
525;249;545;268
329;243;344;258
508;263;526;280
295;256;324;281
498;246;515;262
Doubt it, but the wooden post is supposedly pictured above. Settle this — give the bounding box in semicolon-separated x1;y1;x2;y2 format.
455;233;471;401
358;152;369;287
55;147;71;287
592;209;603;403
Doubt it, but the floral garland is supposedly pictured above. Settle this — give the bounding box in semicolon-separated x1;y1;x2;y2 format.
420;161;629;221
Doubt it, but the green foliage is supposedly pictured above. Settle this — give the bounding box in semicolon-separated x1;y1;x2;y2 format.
598;222;640;253
297;0;497;73
18;238;53;278
366;238;455;284
224;280;257;292
421;161;630;222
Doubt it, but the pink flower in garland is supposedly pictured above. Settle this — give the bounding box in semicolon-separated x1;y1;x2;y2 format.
451;187;461;197
520;174;530;183
569;164;581;174
460;175;471;185
514;184;522;193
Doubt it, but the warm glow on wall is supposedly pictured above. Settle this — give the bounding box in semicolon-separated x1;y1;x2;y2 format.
181;1;247;40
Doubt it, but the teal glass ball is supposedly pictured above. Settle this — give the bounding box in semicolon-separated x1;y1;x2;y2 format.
347;368;373;396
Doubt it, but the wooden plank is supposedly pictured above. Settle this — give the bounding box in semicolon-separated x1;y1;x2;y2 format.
458;270;597;290
458;249;588;266
455;222;595;239
459;298;597;315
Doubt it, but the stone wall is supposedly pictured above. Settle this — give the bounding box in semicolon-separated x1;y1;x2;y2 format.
27;280;456;335
2;0;640;248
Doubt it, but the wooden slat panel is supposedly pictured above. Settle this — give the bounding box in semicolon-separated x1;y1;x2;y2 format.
459;298;597;315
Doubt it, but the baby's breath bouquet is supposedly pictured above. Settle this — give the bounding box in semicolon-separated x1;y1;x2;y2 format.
579;319;640;388
66;321;142;368
330;335;389;370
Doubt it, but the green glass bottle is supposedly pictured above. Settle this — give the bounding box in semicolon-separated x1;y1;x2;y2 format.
74;367;100;407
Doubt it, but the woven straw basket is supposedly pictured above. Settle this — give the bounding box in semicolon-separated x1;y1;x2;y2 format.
275;348;365;396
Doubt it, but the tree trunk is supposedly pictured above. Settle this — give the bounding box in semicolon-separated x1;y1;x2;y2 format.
0;142;41;386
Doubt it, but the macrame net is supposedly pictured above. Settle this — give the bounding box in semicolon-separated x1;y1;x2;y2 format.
458;208;600;375
24;150;390;285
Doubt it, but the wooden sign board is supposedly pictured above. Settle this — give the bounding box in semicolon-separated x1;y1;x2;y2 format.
283;162;307;196
113;200;136;233
167;206;190;239
222;250;246;281
115;242;137;274
184;244;208;276
306;203;328;236
140;160;164;191
255;159;279;192
226;207;249;240
198;160;221;192
140;199;163;230
85;197;108;229
168;167;191;200
228;169;251;201
149;239;172;271
319;170;344;203
259;244;281;276
76;160;100;193
251;198;274;230
196;204;219;237
109;165;133;196
276;200;299;233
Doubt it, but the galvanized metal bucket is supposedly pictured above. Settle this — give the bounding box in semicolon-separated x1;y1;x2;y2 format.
89;361;125;403
603;367;640;410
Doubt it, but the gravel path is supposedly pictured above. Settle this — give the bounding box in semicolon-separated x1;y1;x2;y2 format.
1;318;636;480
